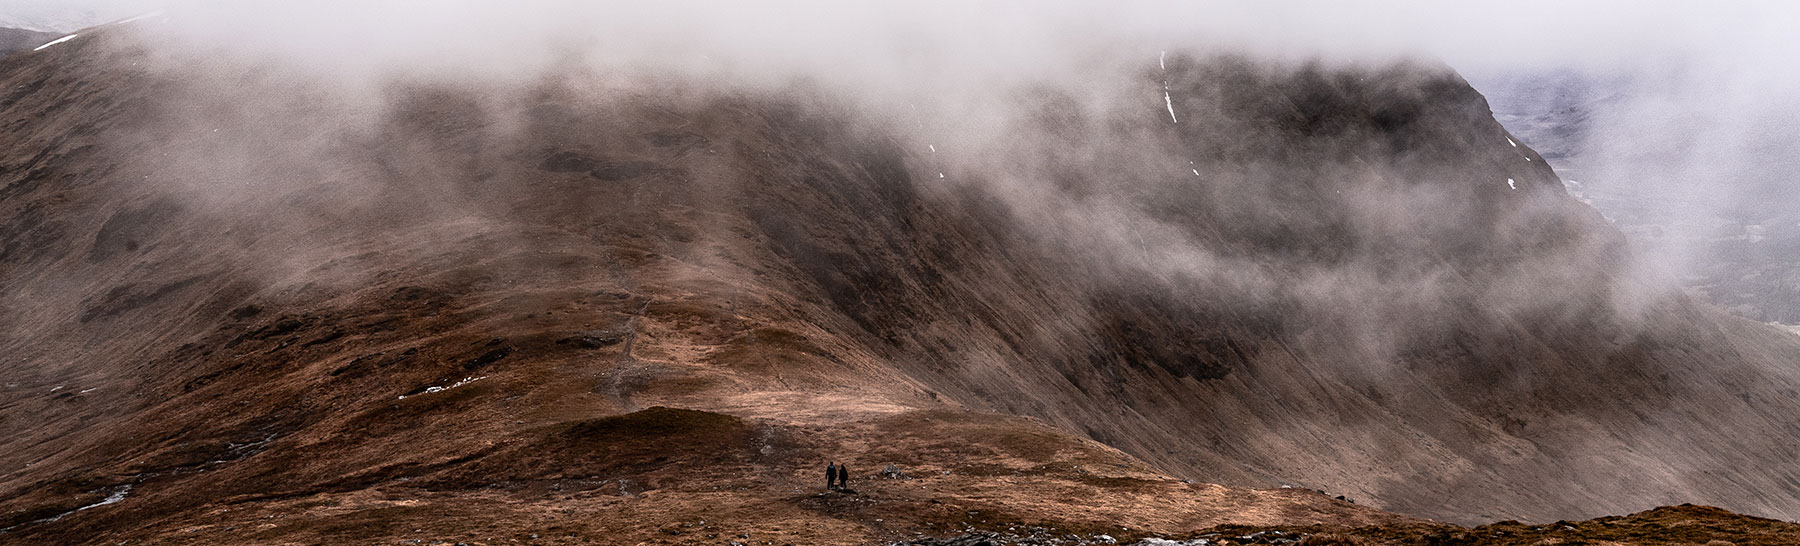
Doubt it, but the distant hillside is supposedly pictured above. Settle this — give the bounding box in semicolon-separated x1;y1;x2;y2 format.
1475;70;1800;325
0;9;103;34
0;27;58;59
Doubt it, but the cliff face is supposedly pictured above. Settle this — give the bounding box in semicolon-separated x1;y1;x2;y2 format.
3;25;1800;541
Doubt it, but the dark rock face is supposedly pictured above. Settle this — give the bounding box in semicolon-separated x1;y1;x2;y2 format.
540;150;678;181
556;329;627;348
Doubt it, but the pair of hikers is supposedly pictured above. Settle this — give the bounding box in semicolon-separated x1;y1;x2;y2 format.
825;461;851;491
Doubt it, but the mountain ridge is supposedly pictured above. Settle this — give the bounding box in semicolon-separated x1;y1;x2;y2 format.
2;24;1799;544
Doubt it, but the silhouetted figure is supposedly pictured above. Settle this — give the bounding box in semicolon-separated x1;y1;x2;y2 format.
837;463;850;491
827;462;838;490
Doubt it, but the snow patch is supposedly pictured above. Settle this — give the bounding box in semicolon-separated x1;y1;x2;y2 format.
1159;50;1166;70
398;375;487;400
928;144;936;153
33;34;78;51
36;485;131;525
937;172;945;179
1507;178;1516;190
1164;92;1178;123
69;486;128;515
78;387;97;394
1506;137;1518;147
1192;169;1201;176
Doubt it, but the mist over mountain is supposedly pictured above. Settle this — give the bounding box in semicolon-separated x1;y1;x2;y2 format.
4;4;1800;545
1475;69;1800;326
0;26;54;58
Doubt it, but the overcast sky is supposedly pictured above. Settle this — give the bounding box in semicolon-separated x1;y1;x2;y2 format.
3;1;1796;74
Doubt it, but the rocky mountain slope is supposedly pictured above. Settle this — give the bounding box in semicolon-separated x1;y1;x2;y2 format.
3;24;1800;544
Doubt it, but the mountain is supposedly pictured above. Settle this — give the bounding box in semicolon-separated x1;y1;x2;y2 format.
0;27;58;59
4;23;1800;544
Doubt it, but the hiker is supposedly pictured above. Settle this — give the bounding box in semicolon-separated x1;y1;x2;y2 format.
827;462;838;490
838;463;850;490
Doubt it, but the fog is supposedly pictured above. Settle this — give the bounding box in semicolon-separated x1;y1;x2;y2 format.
14;1;1796;65
8;0;1792;374
6;2;1792;378
6;0;1800;525
17;0;1797;224
1451;3;1800;322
